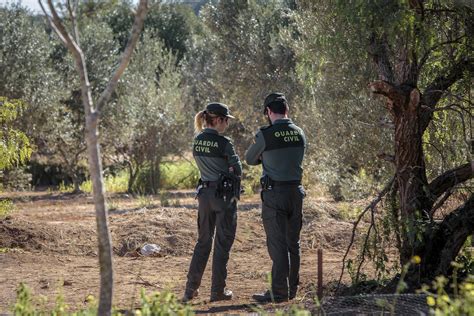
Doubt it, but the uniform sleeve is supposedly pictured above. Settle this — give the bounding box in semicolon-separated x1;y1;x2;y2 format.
245;130;265;165
300;128;307;149
225;141;242;176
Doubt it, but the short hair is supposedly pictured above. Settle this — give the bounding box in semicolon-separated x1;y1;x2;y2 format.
266;100;288;114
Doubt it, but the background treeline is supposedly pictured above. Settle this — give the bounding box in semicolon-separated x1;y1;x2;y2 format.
0;0;470;199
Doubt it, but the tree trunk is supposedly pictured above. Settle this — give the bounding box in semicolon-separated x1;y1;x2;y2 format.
370;82;432;265
85;114;113;315
127;161;140;193
392;87;431;265
406;195;474;288
40;1;149;314
72;175;81;193
370;81;474;289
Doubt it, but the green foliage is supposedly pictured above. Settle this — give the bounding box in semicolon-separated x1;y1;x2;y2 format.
285;2;391;196
454;237;474;278
420;275;474;315
241;163;262;195
0;97;31;170
0;4;58;101
12;283;193;315
0;199;15;220
132;160;199;194
160;160;199;190
110;33;191;194
13;283;36;316
336;203;363;221
138;195;155;209
58;171;129;193
184;0;299;153
144;4;201;61
137;289;193;315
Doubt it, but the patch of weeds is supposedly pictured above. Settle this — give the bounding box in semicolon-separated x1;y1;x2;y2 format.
58;181;74;193
419;273;474;315
160;160;199;190
0;247;24;254
172;199;181;207
107;198;119;211
79;180;92;193
13;283;36;315
104;171;128;193
337;203;362;221
13;283;99;315
159;192;171;207
0;198;14;219
136;288;193;315
138;195;154;209
374;256;421;314
79;172;129;194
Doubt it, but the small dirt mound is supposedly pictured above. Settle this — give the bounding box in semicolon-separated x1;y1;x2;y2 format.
0;219;44;251
0;217;97;255
111;207;197;257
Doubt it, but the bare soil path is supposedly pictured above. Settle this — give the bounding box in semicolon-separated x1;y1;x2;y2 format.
0;191;357;314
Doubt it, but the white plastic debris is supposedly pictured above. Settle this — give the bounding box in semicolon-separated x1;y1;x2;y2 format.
140;244;161;256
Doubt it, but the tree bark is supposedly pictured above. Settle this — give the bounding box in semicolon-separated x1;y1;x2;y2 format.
410;195;474;287
85;114;114;315
370;81;431;265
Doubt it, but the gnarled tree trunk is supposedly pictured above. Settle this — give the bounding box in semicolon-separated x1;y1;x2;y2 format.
370;77;473;287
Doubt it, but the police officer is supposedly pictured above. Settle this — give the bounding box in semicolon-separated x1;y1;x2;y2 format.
245;93;306;303
182;102;242;303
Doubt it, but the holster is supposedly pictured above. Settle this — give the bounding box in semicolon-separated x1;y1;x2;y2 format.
216;173;241;203
260;175;274;191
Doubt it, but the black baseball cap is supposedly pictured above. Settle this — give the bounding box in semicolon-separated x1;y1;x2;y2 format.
205;102;235;119
263;92;288;114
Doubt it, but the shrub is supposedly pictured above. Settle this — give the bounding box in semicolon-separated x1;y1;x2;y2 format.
12;283;193;315
80;171;129;193
241;163;262;195
0;198;14;219
420;275;474;315
159;160;199;190
137;289;193;315
132;160;199;194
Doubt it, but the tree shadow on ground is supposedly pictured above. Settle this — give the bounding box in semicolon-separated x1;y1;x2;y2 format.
194;303;258;314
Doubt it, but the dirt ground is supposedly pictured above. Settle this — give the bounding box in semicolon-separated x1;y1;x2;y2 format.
0;190;361;314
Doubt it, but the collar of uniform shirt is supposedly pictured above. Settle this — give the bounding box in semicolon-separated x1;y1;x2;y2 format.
273;118;293;125
203;128;219;134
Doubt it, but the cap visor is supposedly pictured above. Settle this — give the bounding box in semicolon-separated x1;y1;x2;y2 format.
226;114;235;119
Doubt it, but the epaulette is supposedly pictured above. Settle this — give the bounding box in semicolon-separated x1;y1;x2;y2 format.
259;125;271;131
221;135;232;142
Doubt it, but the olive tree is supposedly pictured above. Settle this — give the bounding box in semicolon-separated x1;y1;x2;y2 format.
104;34;190;193
295;0;473;287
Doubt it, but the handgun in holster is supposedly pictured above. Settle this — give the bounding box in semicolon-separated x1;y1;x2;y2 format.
260;175;274;191
216;172;242;203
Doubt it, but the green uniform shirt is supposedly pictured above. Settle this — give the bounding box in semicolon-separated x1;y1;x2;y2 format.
193;128;242;181
245;118;306;181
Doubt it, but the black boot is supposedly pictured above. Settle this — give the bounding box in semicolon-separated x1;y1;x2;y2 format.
210;288;233;302
181;288;199;303
252;290;288;303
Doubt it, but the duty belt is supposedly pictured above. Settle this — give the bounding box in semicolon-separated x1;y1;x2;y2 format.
272;180;301;186
201;180;219;188
261;175;301;190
